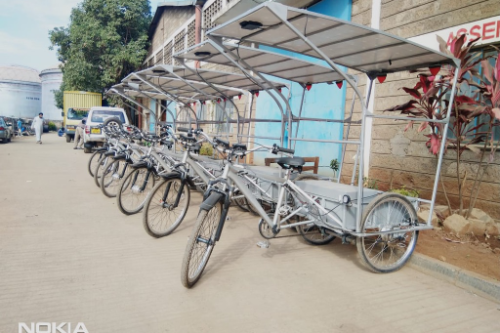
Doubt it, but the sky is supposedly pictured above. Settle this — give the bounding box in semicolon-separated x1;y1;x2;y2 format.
0;0;161;72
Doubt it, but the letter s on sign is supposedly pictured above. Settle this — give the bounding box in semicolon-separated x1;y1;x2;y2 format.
470;25;481;39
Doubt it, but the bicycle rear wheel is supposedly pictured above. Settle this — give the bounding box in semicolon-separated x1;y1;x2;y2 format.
143;177;191;238
356;193;418;273
116;167;156;215
181;201;222;288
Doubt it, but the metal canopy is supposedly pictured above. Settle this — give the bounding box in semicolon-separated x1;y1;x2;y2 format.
178;41;353;84
207;2;459;75
124;65;284;100
111;83;186;101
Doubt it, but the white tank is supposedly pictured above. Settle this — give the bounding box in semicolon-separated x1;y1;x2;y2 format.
0;65;42;119
40;67;63;121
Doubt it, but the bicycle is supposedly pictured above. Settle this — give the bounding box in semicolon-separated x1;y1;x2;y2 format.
181;141;419;287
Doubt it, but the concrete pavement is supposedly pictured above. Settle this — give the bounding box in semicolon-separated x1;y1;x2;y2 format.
1;133;499;333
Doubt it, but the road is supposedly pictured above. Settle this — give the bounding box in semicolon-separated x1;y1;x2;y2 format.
1;133;499;333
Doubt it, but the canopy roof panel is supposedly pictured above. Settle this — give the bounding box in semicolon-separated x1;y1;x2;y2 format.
206;2;459;75
122;65;285;101
178;41;353;84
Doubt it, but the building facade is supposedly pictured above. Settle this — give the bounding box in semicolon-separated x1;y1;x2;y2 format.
138;0;500;219
40;67;63;122
0;65;42;119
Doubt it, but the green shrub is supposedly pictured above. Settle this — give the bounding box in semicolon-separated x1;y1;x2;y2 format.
48;122;57;131
199;142;213;156
390;186;419;198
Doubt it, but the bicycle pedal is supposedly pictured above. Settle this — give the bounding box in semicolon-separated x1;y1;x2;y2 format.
256;241;270;248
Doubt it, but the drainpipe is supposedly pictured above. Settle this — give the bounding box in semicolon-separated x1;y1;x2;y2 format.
195;4;202;68
363;0;381;177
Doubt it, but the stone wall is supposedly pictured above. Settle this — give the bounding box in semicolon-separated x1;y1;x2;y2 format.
343;0;500;220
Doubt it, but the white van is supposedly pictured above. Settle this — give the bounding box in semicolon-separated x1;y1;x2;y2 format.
83;106;129;153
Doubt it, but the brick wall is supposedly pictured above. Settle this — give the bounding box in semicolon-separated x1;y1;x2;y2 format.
344;0;500;220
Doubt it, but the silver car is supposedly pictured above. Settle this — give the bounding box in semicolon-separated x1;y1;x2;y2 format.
0;117;13;143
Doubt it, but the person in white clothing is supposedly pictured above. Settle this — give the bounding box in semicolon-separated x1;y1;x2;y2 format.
31;112;44;144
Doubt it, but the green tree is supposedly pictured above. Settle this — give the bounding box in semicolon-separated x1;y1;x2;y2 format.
49;0;151;105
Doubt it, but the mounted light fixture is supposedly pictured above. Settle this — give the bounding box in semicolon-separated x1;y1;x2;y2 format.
377;74;387;83
278;88;282;93
255;91;259;97
217;98;221;104
240;21;263;30
194;51;211;57
336;81;343;89
238;94;242;100
152;70;165;74
131;79;140;82
202;100;206;105
429;65;441;76
305;83;312;91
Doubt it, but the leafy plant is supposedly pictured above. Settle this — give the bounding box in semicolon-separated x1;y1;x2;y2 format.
329;158;339;173
199;142;213;156
48;122;57;131
363;177;378;189
384;35;500;215
390;186;419;198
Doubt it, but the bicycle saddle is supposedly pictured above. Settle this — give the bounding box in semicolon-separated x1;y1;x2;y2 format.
276;157;305;171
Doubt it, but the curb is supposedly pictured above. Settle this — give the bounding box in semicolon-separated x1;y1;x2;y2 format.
409;253;500;304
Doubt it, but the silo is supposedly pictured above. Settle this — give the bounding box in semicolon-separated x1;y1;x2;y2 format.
40;67;63;121
0;65;42;119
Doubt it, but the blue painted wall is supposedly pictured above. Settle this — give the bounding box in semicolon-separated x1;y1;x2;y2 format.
150;99;156;132
253;0;352;176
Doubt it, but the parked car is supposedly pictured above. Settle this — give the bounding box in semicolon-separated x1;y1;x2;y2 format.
83;106;129;153
0;116;14;143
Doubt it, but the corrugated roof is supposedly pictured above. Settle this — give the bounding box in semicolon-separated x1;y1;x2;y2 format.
0;65;41;83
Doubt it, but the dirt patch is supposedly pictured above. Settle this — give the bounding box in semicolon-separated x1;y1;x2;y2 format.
416;228;500;282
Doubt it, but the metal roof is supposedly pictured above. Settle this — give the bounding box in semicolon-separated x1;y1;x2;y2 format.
122;64;285;101
0;65;41;83
207;2;459;75
177;41;353;84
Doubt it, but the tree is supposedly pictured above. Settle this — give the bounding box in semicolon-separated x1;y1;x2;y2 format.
49;0;151;102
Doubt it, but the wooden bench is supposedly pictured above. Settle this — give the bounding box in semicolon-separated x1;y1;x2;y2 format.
264;156;319;174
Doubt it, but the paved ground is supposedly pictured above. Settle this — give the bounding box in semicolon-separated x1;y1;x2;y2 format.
1;133;500;333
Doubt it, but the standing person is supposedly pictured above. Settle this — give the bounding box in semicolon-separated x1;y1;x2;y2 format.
31;112;44;144
17;119;23;136
74;118;86;150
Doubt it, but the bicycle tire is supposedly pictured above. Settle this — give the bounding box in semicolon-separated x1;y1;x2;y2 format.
93;155;108;188
143;177;191;238
100;159;125;198
356;193;419;273
181;201;222;288
88;150;104;177
116;167;156;215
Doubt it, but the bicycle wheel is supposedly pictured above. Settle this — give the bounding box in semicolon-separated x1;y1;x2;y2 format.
356;193;419;273
181;201;222;288
232;189;250;212
298;222;336;245
116;167;156;215
93;156;109;188
143;177;191;238
100;159;125;198
88;150;104;177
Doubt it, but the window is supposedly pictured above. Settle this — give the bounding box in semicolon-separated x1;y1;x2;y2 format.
90;110;125;123
67;108;89;120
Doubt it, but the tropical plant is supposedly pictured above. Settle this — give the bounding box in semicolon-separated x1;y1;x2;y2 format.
48;122;57;131
384;35;500;215
390;186;419;198
329;158;339;173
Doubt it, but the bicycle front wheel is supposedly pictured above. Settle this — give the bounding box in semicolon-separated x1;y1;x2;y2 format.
116;167;156;215
88;150;104;177
93;156;109;188
101;160;126;198
356;193;419;273
181;202;222;288
143;177;191;238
